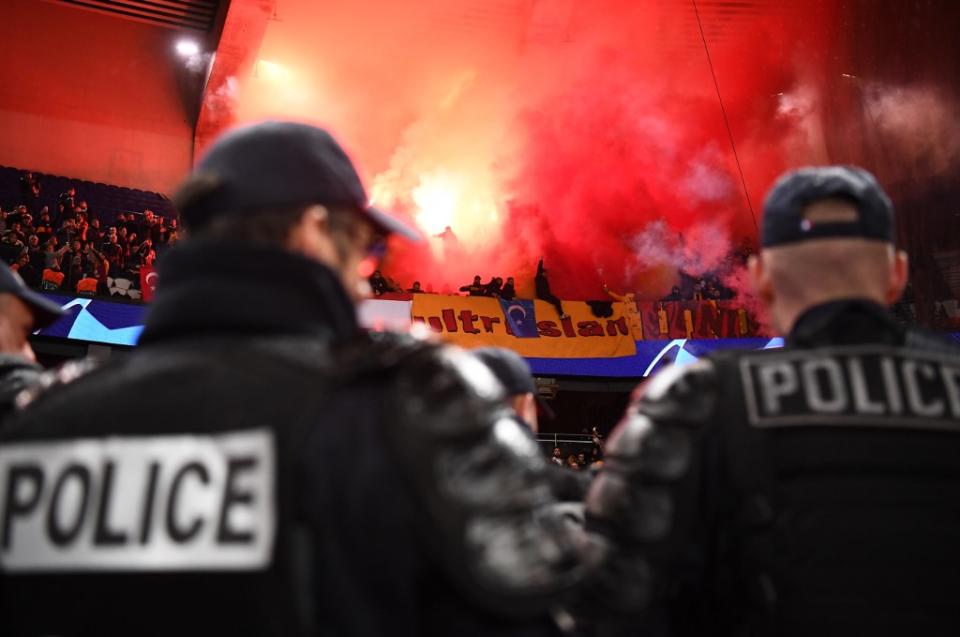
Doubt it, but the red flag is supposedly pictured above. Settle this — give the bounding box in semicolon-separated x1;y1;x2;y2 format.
140;265;158;302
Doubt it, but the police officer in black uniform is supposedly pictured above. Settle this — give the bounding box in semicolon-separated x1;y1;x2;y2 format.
0;121;588;636
586;166;960;637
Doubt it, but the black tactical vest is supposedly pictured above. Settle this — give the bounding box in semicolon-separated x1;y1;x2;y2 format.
709;301;960;636
0;241;583;637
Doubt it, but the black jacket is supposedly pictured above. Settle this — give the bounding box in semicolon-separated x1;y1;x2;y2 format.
0;240;585;637
587;299;960;637
0;355;43;422
535;260;551;298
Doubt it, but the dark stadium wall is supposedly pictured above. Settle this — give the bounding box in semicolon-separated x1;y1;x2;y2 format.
0;0;194;194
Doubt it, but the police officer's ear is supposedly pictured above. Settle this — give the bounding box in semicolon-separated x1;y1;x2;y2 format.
300;204;329;232
747;253;773;307
286;204;337;264
885;248;909;305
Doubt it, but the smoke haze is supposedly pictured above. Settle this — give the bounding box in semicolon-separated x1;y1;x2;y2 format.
228;0;957;301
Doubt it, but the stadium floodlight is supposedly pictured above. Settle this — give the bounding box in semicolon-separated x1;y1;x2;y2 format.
175;39;200;57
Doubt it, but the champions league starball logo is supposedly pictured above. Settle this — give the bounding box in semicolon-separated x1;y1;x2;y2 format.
35;296;146;346
641;337;784;377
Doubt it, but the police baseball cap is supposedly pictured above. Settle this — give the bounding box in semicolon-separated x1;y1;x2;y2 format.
762;166;894;248
0;267;64;328
174;120;420;240
472;347;555;419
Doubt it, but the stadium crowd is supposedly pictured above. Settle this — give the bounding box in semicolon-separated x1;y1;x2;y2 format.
0;172;178;298
3;169;957;334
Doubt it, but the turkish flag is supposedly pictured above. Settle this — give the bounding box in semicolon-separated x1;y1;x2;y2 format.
140;265;158;302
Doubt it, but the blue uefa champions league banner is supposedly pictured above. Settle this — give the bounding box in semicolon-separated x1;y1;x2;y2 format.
34;295;146;346
32;293;960;377
525;337;784;377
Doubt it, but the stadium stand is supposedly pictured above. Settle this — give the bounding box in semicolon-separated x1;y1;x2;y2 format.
0;165;173;221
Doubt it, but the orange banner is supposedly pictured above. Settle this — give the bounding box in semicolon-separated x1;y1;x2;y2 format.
636;300;760;339
411;295;637;359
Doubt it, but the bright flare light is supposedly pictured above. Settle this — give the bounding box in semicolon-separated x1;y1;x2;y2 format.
412;172;502;244
175;39;200;57
256;59;291;80
411;173;460;235
372;169;504;250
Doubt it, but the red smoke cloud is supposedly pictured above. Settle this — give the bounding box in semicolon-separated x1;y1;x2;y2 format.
235;0;944;301
368;1;842;300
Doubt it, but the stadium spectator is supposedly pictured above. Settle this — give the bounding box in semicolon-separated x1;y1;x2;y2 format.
501;276;516;300
18;171;38;200
589;446;603;467
87;217;104;245
63;240;85;290
101;233;124;271
138;209;155;236
407;280;424;293
436;225;458;250
25;234;41;265
576;451;587;469
125;231;138;255
42;238;67;269
34;209;52;244
130;236;152;265
383;275;403;294
565;454;580;470
4;221;25;245
551;446;564;466
0;231;25;266
535;258;568;319
368;269;388;296
484;276;503;297
56;218;78;246
459;274;485;296
58;186;76;217
692;278;706;300
661;285;682;301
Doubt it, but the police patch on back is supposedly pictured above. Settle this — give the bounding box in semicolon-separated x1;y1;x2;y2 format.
740;346;960;431
0;428;276;572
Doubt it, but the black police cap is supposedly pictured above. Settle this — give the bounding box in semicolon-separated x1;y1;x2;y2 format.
472;347;555;419
762;166;894;248
175;120;419;240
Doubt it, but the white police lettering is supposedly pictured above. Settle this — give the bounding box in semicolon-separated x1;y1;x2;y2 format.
757;362;797;415
0;429;275;572
943;365;960;417
880;357;904;415
848;357;885;415
740;347;960;431
902;361;945;417
801;359;848;413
